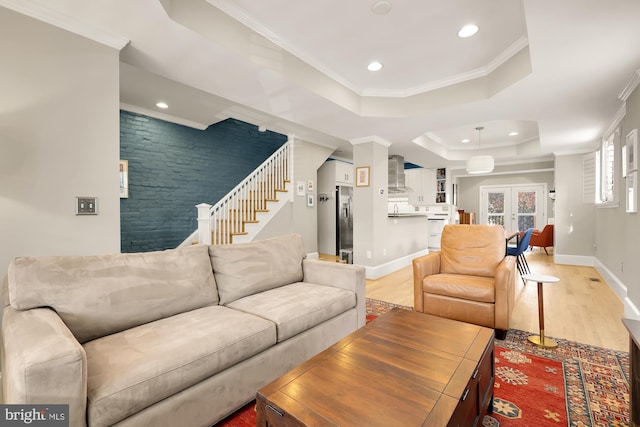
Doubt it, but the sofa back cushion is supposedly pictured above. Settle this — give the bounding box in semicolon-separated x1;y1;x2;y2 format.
8;244;218;343
440;224;505;278
209;234;305;305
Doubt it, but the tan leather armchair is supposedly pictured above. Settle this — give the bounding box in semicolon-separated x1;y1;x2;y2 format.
413;224;516;339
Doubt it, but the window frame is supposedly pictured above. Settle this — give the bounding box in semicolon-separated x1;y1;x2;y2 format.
595;128;620;208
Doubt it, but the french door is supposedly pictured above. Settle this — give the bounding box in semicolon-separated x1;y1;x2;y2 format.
479;184;546;232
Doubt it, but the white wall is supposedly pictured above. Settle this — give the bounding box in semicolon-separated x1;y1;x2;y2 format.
595;79;640;317
554;155;596;259
353;141;389;267
0;9;121;276
256;138;333;254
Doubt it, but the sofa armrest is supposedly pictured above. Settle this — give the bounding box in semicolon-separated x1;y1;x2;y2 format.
302;259;366;328
493;256;517;331
412;253;441;313
2;306;87;427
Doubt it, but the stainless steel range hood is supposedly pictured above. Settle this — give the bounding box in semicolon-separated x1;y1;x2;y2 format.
388;155;406;192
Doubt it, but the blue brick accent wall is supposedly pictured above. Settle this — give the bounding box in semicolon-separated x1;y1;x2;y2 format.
120;111;287;252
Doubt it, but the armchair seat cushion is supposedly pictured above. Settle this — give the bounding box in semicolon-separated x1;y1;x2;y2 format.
423;274;495;303
84;306;276;427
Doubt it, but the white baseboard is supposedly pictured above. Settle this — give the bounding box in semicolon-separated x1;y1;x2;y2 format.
593;257;628;301
553;253;595;267
624;297;640;320
364;249;429;280
556;254;640;319
592;257;640;319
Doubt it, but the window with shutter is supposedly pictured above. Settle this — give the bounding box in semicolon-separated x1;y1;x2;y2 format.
595;128;620;207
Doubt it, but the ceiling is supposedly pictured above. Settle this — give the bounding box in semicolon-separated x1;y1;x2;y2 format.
5;0;640;170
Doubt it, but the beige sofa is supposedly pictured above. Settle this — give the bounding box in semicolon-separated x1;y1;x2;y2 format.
1;234;365;427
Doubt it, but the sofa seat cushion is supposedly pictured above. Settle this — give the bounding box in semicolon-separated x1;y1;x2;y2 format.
83;306;276;427
422;274;495;303
227;282;356;342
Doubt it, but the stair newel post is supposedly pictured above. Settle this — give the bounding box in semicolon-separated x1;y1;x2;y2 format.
196;203;212;245
287;136;294;203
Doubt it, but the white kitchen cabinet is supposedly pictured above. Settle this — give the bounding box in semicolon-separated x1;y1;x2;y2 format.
320;160;354;186
334;160;353;185
406;168;436;206
428;218;447;249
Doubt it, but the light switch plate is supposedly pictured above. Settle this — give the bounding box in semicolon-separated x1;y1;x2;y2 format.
76;197;98;215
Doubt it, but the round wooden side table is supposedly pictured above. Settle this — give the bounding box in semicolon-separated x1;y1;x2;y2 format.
522;273;560;348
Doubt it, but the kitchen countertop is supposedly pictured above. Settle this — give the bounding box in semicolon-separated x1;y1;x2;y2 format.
387;213;429;217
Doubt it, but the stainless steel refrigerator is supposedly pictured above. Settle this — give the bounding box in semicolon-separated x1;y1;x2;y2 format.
336;186;353;262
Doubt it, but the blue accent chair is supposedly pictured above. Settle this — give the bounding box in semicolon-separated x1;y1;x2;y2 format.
507;228;534;284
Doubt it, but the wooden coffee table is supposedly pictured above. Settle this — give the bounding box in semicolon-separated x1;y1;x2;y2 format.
256;308;494;427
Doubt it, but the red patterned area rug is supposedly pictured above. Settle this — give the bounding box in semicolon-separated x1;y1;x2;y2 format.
213;299;630;427
492;329;630;427
488;345;567;426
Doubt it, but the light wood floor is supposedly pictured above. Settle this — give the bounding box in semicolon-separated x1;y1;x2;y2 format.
326;250;629;351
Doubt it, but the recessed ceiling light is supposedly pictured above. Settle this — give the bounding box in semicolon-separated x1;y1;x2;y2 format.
156;102;169;109
372;1;392;15
509;131;519;136
458;24;479;38
461;139;471;143
368;61;383;72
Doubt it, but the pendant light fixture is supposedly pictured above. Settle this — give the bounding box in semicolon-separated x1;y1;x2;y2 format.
466;126;494;174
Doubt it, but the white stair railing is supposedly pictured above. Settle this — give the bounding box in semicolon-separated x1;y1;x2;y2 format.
197;141;291;245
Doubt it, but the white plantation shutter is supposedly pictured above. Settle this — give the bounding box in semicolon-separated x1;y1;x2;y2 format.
583;152;596;204
601;135;615;202
590;128;620;206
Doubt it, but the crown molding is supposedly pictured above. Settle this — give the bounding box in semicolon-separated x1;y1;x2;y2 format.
207;0;358;94
424;132;445;145
0;0;129;50
209;0;529;100
120;103;209;130
603;104;627;139
619;69;640;102
349;136;392;147
363;36;529;98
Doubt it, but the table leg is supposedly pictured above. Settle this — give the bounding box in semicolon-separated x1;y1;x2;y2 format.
528;281;558;348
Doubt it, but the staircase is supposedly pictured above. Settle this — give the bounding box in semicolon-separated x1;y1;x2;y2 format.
181;141;292;247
